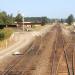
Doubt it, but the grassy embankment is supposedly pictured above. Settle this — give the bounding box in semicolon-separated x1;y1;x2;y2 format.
63;24;75;32
0;28;14;49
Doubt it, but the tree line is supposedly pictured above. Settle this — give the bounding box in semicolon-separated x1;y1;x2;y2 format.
0;11;74;25
0;11;50;25
60;14;74;25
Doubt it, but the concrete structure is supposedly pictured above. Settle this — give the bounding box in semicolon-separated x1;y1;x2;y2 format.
14;21;42;31
14;22;32;31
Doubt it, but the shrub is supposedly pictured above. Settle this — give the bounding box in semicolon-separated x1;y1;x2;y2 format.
0;28;13;41
2;28;13;39
0;31;5;40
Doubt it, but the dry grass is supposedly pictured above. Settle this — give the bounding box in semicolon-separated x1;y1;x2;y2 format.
32;25;45;31
63;24;73;29
0;39;15;49
0;28;15;49
1;28;14;39
32;24;52;31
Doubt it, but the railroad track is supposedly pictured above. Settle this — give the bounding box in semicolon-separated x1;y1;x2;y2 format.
50;25;65;75
50;24;75;75
63;32;75;75
2;34;41;75
1;24;74;75
3;42;34;75
3;25;57;75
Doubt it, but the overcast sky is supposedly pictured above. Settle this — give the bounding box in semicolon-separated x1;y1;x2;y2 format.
0;0;75;18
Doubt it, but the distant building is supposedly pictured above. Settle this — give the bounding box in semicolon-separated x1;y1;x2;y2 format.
14;21;32;28
14;21;32;31
14;21;42;30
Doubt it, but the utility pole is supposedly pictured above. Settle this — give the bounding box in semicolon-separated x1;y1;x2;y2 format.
22;16;24;31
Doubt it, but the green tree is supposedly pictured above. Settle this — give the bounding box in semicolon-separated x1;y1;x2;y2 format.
0;11;7;24
15;13;23;22
66;14;74;25
6;14;14;25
